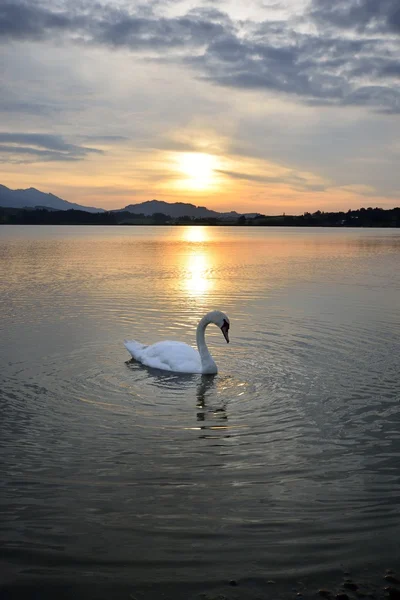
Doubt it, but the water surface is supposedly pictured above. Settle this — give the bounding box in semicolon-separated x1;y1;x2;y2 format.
1;226;400;596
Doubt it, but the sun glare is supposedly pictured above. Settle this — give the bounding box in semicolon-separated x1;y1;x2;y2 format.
183;226;208;243
179;228;213;296
177;153;216;190
185;252;212;296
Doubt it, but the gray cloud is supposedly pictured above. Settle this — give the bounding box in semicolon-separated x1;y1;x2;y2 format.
0;0;85;40
0;99;55;115
194;27;400;112
0;0;399;113
81;135;129;143
217;168;277;183
310;0;400;34
0;0;232;48
343;86;400;113
0;133;103;162
217;169;327;192
94;14;227;49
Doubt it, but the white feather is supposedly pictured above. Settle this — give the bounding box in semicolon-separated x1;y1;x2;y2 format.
124;310;230;375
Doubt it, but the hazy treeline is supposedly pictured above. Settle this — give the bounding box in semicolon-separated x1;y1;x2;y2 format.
251;207;400;227
1;206;399;227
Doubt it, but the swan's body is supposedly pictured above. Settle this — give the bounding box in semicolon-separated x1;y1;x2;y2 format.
124;310;230;374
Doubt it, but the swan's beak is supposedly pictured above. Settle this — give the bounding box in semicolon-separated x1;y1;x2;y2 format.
221;323;230;343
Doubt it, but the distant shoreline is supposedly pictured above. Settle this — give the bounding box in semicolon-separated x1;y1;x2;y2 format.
2;223;400;228
1;206;399;227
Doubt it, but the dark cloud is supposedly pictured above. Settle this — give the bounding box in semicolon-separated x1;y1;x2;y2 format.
343;86;400;113
0;0;399;114
349;57;400;79
0;99;55;115
217;168;277;183
0;0;84;40
193;29;399;112
0;133;103;162
0;0;231;48
96;14;227;49
310;0;400;34
217;169;327;192
81;135;129;143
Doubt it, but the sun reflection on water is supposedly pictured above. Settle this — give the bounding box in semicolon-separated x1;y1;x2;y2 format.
182;226;208;243
185;252;213;296
180;227;214;297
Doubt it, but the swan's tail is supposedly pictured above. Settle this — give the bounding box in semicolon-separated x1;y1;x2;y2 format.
124;340;146;361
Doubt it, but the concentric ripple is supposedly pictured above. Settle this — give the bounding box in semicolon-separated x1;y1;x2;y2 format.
1;225;400;587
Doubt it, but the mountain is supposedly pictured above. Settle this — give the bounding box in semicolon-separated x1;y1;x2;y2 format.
0;185;260;219
117;199;219;218
116;199;242;220
0;185;104;213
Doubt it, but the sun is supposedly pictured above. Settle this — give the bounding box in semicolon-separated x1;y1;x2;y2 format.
177;152;216;190
180;153;214;179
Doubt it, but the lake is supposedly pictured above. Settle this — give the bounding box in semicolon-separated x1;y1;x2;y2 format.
1;225;400;599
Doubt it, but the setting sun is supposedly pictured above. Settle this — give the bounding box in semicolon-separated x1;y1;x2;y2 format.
177;152;216;190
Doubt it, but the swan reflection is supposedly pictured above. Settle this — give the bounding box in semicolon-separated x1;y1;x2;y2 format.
194;375;230;438
125;364;232;439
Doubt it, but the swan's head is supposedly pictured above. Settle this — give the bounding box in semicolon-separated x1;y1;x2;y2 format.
209;310;230;344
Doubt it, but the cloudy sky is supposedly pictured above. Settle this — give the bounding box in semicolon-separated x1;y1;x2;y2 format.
1;0;399;213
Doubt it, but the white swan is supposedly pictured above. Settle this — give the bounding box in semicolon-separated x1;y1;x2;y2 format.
124;310;230;374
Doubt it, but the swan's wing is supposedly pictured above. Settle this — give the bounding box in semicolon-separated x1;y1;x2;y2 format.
140;341;202;373
124;340;147;361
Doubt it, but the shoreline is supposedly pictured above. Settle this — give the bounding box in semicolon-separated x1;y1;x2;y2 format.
1;566;400;600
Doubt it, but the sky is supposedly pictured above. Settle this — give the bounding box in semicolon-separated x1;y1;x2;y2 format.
0;0;399;214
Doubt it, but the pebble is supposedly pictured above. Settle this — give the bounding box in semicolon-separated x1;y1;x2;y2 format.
343;582;358;591
385;587;400;600
385;576;400;584
267;580;276;584
318;589;331;597
229;580;238;587
336;594;349;600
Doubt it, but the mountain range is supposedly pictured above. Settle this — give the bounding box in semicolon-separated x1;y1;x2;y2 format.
115;199;246;220
0;184;258;219
0;184;104;213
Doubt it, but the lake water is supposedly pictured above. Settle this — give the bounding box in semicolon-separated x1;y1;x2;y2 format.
1;225;400;599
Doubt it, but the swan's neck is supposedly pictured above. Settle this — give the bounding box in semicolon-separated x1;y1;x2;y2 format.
196;315;217;374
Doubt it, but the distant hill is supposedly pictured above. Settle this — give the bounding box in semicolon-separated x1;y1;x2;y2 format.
116;199;242;220
0;184;262;219
0;185;104;213
2;204;399;227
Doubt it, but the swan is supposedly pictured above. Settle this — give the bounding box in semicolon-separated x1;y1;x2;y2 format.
124;310;230;374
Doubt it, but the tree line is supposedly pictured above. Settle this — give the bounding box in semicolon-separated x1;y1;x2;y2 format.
1;206;399;227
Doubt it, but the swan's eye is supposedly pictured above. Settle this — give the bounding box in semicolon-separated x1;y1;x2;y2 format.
222;319;229;329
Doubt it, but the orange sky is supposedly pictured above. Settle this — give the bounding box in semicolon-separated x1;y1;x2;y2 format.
1;0;399;214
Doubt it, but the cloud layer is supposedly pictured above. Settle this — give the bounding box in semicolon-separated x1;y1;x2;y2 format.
1;0;399;113
0;0;399;211
311;0;400;33
0;132;102;162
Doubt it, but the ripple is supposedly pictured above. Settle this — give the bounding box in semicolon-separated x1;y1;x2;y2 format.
1;226;400;587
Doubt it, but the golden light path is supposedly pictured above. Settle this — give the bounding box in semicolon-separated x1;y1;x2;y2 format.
183;226;208;244
181;226;213;297
185;253;211;296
